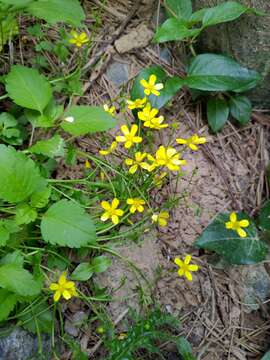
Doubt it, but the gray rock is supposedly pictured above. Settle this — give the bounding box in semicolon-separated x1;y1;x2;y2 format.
106;61;129;87
64;311;88;337
114;24;153;54
0;327;51;360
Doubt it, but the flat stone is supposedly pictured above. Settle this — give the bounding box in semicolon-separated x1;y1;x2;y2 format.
106;61;129;86
115;24;154;54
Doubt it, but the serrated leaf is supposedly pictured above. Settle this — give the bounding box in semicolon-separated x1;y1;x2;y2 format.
15;203;37;225
30;186;51;208
6;65;52;113
164;0;192;20
26;0;85;26
202;1;248;28
131;66;183;109
41;199;96;248
258;200;270;232
0;289;18;322
154;18;201;43
207;98;229;133
229;95;252;125
71;263;93;281
184;54;261;92
0;145;46;203
61;106;116;136
0;264;41;296
194;213;268;265
29;135;65;158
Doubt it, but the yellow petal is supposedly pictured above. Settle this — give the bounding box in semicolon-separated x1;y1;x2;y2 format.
140;79;149;88
155;83;164;90
62;290;72;300
115;136;126;142
115;209;124;216
101;212;109;222
65;281;75;289
129;165;138;174
176;138;187;145
111;198;119;209
59;272;67;285
149;74;157;86
111;215;119;225
237;228;247;238
130;124;138;136
49;283;59;291
127;198;134;205
184;255;191;265
188;264;199;272
230;212;237;222
125;158;134;166
239;219;249;227
185;271;193;281
178;269;184;277
151;89;160;96
225;221;233;229
174;257;183;267
53;290;61;302
120;125;129;136
101;201;110;210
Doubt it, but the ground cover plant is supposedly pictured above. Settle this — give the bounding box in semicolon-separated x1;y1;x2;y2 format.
0;0;270;359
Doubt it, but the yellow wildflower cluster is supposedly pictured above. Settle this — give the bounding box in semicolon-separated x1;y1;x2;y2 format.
49;272;77;302
69;30;89;47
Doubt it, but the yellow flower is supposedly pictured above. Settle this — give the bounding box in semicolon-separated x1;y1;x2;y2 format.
100;198;124;225
176;134;206;151
152;211;169;227
151;146;186;171
138;103;168;130
225;212;249;238
140;74;164;96
127;97;147;110
125;152;150;174
116;124;142;149
85;159;91;169
69;31;89;47
103;104;116;116
99;141;117;156
174;255;199;281
49;272;78;302
126;198;145;213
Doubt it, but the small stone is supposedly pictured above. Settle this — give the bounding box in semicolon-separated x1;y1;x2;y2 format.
64;320;79;337
106;61;129;86
115;24;153;54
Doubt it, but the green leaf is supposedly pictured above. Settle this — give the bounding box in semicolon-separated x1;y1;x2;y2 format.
188;8;208;25
0;221;20;247
61;106;116;136
154;18;201;43
29;135;65;158
26;0;85;26
41;199;96;248
0;289;18;322
6;65;52;113
15;203;38;225
131;66;183;110
91;256;111;273
71;263;93;281
30;186;51;208
262;351;270;360
202;1;248;28
0;0;32;6
164;0;192;19
0;264;41;296
0;14;18;51
194;213;268;265
258;200;270;232
207;98;229;132
229;95;252;125
176;337;196;360
0;250;24;267
20;302;53;334
0;145;46;203
184;54;261;92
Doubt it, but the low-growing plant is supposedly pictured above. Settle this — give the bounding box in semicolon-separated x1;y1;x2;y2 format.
153;0;262;132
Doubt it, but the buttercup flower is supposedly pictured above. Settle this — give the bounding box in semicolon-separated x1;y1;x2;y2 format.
116;124;142;149
85;159;91;169
99;141;117;156
225;212;249;238
100;198;124;225
125;152;150;174
138;103;168;129
127;97;147;110
174;255;199;281
140;74;164;96
151;146;186;171
127;198;145;213
49;272;77;302
176;134;206;151
152;211;169;227
103;104;116;116
69;31;89;47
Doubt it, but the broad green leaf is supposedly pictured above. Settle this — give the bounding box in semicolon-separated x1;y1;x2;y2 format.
29;135;65;158
0;145;46;203
262;351;270;360
164;0;192;19
176;337;196;360
0;289;18;322
71;263;93;281
41;199;96;248
188;8;208;25
131;66;183;110
30;186;51;208
0;0;32;5
0;221;10;246
258;200;270;232
61;106;116;136
20;302;53;334
91;256;111;273
194;213;268;265
0;14;18;51
202;1;248;28
15;203;37;225
154;18;201;43
229;95;252;125
6;65;52;113
26;0;85;26
0;250;24;267
207;98;229;133
25;101;63;128
184;54;261;93
0;264;41;296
